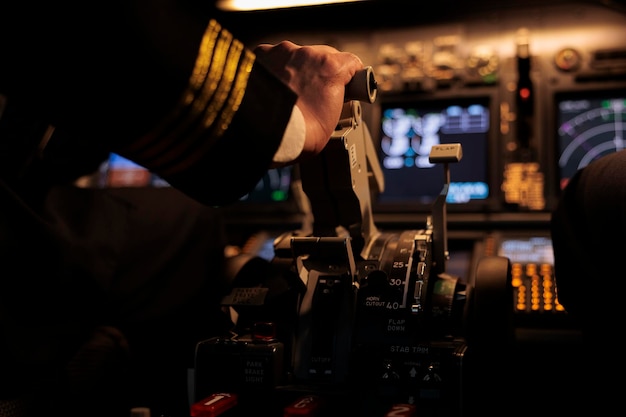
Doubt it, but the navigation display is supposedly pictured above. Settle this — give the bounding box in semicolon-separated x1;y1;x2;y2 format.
556;90;626;190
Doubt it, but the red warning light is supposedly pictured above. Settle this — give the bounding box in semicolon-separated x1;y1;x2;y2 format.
519;87;531;100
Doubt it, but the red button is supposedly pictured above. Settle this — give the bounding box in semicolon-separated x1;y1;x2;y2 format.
190;392;238;417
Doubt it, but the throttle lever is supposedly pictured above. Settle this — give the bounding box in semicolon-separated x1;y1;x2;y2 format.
298;66;382;259
344;66;377;103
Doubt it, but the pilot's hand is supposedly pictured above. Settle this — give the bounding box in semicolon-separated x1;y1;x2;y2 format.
254;41;364;160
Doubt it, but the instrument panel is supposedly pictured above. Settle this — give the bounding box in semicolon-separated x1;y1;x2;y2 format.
216;0;626;230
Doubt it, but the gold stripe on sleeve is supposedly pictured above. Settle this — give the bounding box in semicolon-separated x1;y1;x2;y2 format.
123;20;255;174
158;48;254;176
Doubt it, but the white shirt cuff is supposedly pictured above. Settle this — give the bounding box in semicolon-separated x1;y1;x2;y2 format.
273;105;305;164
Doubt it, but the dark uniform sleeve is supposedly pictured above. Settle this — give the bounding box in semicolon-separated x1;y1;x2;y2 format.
0;0;297;207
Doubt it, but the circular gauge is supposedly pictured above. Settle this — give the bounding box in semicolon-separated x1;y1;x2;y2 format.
467;45;499;83
554;47;581;72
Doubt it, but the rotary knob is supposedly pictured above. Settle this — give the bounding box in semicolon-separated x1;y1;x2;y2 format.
554;47;582;72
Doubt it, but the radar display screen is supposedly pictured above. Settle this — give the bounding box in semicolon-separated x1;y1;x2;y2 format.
556;90;626;190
